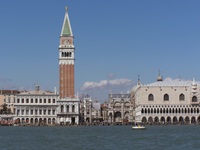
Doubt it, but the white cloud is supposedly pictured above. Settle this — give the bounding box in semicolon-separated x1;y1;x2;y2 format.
81;78;133;90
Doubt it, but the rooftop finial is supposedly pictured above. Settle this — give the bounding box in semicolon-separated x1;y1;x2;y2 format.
35;84;40;91
157;69;163;81
137;74;141;85
65;6;68;12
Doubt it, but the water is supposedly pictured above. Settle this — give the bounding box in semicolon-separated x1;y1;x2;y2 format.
0;125;200;150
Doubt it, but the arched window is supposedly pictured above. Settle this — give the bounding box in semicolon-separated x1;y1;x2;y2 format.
148;94;154;101
179;94;185;101
141;108;144;114
164;94;169;101
192;96;197;102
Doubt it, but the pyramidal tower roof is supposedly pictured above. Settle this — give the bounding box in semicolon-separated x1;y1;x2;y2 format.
61;6;73;36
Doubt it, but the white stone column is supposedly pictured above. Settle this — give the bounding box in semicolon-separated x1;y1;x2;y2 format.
69;104;71;112
64;105;66;113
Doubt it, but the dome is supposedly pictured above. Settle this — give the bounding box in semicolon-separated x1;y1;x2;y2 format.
157;75;163;81
156;70;163;82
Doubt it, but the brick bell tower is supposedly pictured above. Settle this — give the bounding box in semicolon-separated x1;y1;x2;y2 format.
59;7;75;98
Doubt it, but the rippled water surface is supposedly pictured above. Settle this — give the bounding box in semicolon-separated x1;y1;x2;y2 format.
0;125;200;150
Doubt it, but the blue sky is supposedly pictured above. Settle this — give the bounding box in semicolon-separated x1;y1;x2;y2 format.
0;1;200;101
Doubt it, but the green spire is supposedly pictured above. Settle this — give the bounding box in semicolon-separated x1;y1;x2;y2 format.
61;6;73;36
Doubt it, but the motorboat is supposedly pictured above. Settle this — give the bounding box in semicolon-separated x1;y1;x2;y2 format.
132;122;146;130
132;125;146;130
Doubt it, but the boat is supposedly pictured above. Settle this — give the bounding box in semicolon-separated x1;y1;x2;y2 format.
132;122;146;130
132;125;146;130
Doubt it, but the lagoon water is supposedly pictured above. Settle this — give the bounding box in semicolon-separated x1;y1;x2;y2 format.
0;125;200;150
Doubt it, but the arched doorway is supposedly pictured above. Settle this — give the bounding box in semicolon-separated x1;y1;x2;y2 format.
35;118;38;124
148;117;153;124
44;118;47;125
173;117;178;124
114;112;121;123
26;118;29;123
161;116;165;124
124;111;129;124
179;116;184;124
52;118;56;124
167;116;171;124
30;118;33;124
154;117;159;124
48;118;51;124
191;116;196;124
185;116;190;124
109;113;112;123
142;117;147;123
197;116;200;124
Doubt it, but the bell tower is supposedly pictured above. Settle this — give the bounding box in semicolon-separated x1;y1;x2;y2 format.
59;7;75;98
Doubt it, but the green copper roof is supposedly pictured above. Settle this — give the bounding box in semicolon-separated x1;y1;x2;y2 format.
61;7;73;36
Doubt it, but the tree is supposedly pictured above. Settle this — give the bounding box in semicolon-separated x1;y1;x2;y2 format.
0;104;11;114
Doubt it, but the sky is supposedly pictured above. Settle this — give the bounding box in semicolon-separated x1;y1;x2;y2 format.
0;0;200;102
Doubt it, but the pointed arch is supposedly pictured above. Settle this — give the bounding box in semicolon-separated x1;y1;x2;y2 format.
192;96;197;102
148;94;154;101
164;94;169;101
179;94;185;101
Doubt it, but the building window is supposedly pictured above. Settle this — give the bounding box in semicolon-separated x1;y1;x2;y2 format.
22;99;24;103
179;94;185;101
26;110;29;115
43;110;46;115
53;110;55;115
39;110;42;115
192;96;197;102
48;99;51;103
8;97;10;103
72;105;75;113
40;99;42;103
35;99;38;103
48;110;51;115
21;109;24;115
44;99;46;103
17;99;20;103
35;110;38;115
26;99;29;103
164;94;169;101
53;99;55;103
148;94;154;101
17;110;20;115
31;110;33;115
67;105;69;112
31;99;33;103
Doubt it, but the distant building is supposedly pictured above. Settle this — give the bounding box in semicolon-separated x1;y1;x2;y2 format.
132;75;200;124
14;85;58;125
107;93;134;124
101;102;108;123
79;96;103;125
0;90;20;114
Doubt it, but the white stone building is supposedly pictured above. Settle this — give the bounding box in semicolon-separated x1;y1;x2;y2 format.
14;85;58;125
107;94;134;124
57;98;79;125
132;76;200;124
